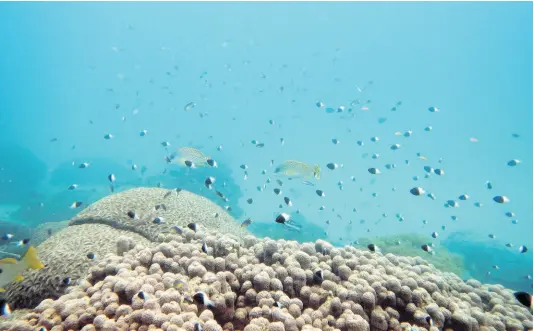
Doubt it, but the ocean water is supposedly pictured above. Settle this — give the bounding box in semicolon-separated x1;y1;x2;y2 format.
0;0;532;296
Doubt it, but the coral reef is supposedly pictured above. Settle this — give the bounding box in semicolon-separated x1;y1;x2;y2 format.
30;220;70;247
1;231;531;331
70;187;249;242
5;224;149;309
357;233;465;277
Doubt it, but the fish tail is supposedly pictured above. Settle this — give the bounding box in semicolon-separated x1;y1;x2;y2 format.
23;246;44;269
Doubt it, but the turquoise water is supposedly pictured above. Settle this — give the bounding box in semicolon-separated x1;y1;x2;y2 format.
0;2;532;292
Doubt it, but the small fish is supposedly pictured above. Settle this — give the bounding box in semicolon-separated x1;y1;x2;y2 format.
486;181;493;190
241;218;253;228
313;269;324;284
447;200;459;208
431;232;438;238
316;190;325;197
163;188;181;199
302;180;315;187
391;144;401;150
368;168;381;175
154;204;167;212
161;141;171;147
367;244;379;252
184;160;195;168
507;159;520;167
78;162;90;169
489;234;496;239
63;277;72;286
332;138;340;145
153;217;164;224
206;159;218;167
276;179;283;186
187;223;198;232
184;102;196;111
458;194;469;200
204;176;215;189
519;245;528;253
513;292;532;312
512;219;519;224
275;213;290;224
493;196;510;204
194;323;203;331
70;201;83;209
273;301;284;308
428;106;439;113
137;291;147;300
474;202;482;207
192;291;215;309
370;136;379;142
246;198;253;204
357;140;364;146
273;188;282;195
201;242;209;254
410;187;425;196
434;169;445;176
0;299;11;316
326;163;343;170
104;133;114;140
421;244;433;253
67;184;78;190
108;174;116;183
284;197;292;207
127;211;138;220
172;226;183;234
86;252;96;260
132;164;138;170
1;234;14;241
506;243;514;248
140;129;148;136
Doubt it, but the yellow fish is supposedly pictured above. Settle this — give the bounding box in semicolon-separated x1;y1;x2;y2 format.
0;247;44;291
174;147;209;167
274;160;321;180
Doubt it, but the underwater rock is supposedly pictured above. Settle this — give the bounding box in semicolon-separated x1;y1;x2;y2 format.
0;233;530;331
69;187;249;241
4;223;149;309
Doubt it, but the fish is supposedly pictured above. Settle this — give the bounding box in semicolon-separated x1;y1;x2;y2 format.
458;194;469;200
313;269;324;284
0;299;11;316
127;211;138;220
367;244;379;252
154;204;167;212
86;252;96;260
192;291;215;309
410;187;425;196
274;160;321;180
204;176;215;189
153;217;165;224
173;147;209;167
428;106;439;112
0;246;44;291
434;169;445;176
108;174;116;183
246;198;253;204
161;141;171;147
194;323;203;331
273;188;282;195
137;291;147;300
172;226;183;235
67;184;78;190
187;223;199;232
391;144;401;150
284;197;292;207
1;234;14;241
316;190;325;197
513;292;533;312
70;201;83;209
104;133;114;140
368;168;381;175
201;242;209;254
421;244;433;253
206;159;218;167
507;159;520;166
519;245;528;253
163;188;181;199
326;163;343;170
239;216;254;228
184;102;196;111
78;162;90;169
173;279;188;292
493;196;510;204
140;129;148;136
431;232;438;238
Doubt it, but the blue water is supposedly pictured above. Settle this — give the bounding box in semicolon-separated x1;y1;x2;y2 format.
0;2;532;291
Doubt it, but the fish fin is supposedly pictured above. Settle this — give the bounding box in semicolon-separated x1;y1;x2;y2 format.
22;246;45;270
13;274;23;282
0;258;17;265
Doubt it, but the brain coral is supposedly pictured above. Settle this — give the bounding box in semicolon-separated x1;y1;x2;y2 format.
29;220;70;247
4;223;149;309
69;187;249;242
1;231;531;331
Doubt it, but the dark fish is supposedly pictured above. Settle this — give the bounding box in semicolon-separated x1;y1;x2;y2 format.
70;201;83;209
519;245;528;253
206;159;217;167
137;291;146;300
421;244;433;253
188;223;198;232
194;323;203;331
513;292;532;312
316;190;325;197
63;277;72;286
201;242;208;254
205;177;215;189
153;217;164;224
0;299;11;316
86;252;96;260
50;138;58;142
313;269;324;284
127;211;138;220
367;244;378;252
275;213;290;224
154;204;167;211
172;226;183;234
410;187;425;196
192;291;215;309
241;218;253;228
273;188;282;195
246;198;253;204
284;197;292;207
493;196;510;204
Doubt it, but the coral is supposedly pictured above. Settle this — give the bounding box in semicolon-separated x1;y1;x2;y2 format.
0;232;530;331
4;223;149;309
29;220;70;247
69;187;249;241
357;233;465;276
